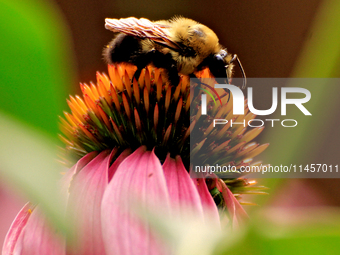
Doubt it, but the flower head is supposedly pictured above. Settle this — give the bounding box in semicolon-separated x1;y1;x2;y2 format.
3;64;268;255
59;63;267;205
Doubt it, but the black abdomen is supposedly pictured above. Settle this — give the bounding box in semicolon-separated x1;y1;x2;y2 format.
104;33;142;64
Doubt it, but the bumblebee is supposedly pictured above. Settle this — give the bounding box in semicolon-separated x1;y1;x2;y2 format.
104;17;246;87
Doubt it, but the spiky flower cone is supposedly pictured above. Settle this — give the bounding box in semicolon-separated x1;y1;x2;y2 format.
59;64;192;165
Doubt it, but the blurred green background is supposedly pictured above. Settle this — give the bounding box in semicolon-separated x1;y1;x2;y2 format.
1;0;340;254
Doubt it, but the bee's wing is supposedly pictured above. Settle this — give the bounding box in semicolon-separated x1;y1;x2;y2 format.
105;17;181;51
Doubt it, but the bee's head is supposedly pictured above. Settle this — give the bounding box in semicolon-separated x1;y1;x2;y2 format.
209;50;233;82
214;49;233;79
213;49;247;88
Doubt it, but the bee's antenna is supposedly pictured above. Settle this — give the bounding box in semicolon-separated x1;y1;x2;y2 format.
231;54;247;89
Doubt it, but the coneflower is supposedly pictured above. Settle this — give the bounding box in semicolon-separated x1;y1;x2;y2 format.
3;64;267;255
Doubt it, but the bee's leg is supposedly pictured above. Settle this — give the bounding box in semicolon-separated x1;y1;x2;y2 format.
151;51;180;86
131;50;180;86
209;68;231;102
131;50;155;82
166;64;180;86
219;74;231;103
188;72;204;88
188;73;203;99
189;74;230;104
132;67;143;82
196;55;231;101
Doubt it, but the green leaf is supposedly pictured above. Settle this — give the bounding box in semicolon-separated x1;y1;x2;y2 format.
0;0;76;137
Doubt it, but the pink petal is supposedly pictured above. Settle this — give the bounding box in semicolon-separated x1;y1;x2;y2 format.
2;203;34;255
101;146;171;255
13;208;65;255
107;148;131;182
0;183;25;252
59;151;98;202
216;179;248;228
66;150;116;255
192;177;220;225
162;155;204;217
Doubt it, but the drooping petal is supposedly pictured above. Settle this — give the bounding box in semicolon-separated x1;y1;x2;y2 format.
162;155;204;218
101;146;171;255
216;179;248;228
59;151;98;203
66;150;115;255
2;203;34;255
13;208;65;255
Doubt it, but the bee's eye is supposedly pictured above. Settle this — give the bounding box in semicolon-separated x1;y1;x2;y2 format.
214;54;224;63
218;50;227;59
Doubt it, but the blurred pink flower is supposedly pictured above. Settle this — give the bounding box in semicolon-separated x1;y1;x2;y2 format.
3;146;245;254
0;183;24;249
